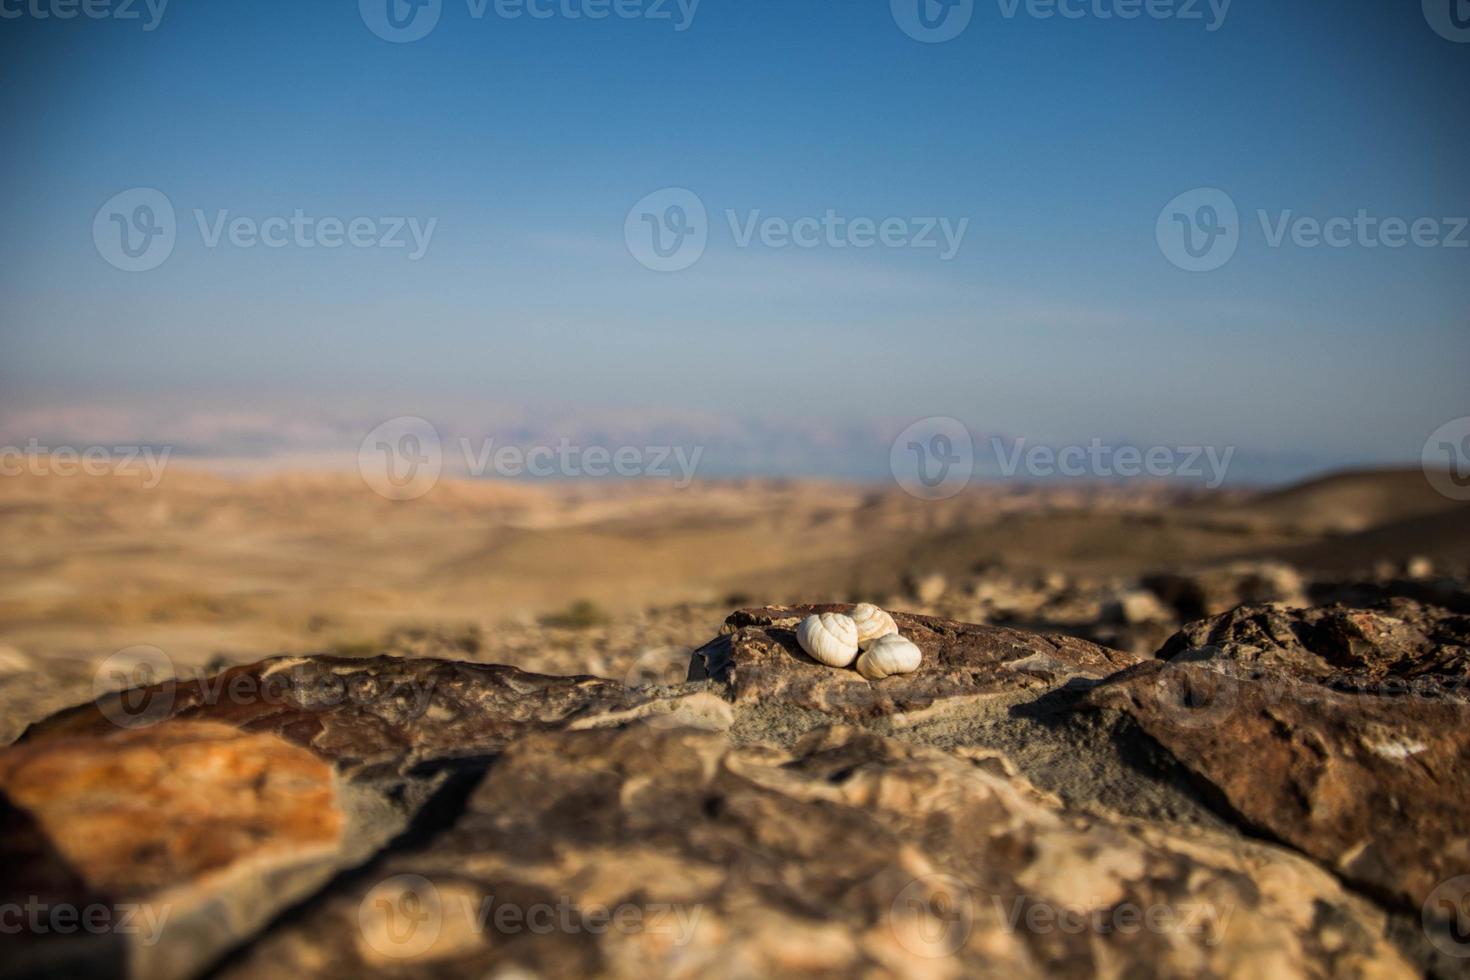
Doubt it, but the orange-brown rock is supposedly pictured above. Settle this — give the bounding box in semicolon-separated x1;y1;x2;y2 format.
1;720;340;896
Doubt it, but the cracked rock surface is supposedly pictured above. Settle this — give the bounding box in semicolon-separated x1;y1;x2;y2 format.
3;601;1467;979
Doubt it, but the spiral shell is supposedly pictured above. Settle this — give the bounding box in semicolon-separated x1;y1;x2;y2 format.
849;603;898;650
856;633;922;681
796;612;860;668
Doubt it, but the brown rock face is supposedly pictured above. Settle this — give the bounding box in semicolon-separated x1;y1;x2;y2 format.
20;655;648;771
5;598;1468;979
1157;598;1470;688
1077;659;1470;916
690;605;1140;718
222;724;1412;979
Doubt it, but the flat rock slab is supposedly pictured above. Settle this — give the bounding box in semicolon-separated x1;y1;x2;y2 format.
222;724;1412;979
20;655;648;773
689;605;1141;718
1076;659;1470;918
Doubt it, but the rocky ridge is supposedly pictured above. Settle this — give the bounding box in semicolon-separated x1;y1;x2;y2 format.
3;581;1469;979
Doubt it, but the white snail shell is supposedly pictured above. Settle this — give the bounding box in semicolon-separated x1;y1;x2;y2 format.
849;603;898;650
856;634;922;681
796;613;860;668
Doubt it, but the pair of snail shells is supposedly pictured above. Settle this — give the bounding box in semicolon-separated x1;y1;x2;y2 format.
796;612;860;667
849;602;898;650
855;633;923;681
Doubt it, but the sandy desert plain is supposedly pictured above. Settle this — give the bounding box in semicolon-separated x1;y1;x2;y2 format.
1;460;1466;742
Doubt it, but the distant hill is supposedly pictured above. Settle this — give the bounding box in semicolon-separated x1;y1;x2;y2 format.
1259;505;1470;573
1207;467;1461;534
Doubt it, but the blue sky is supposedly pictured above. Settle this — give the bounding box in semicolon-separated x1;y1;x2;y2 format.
0;0;1467;481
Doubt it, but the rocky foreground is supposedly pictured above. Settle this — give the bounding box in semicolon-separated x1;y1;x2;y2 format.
4;586;1470;979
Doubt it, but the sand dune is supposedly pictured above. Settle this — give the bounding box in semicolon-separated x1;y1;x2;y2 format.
1204;467;1463;533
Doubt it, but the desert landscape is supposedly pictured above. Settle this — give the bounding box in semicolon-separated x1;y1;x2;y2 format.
2;463;1469;977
